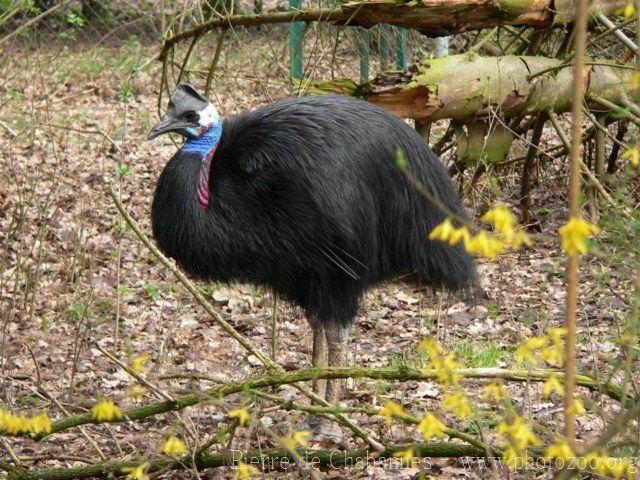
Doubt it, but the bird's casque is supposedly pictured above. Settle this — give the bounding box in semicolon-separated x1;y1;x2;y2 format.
149;84;222;207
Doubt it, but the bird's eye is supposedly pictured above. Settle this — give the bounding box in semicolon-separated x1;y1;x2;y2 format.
185;111;198;122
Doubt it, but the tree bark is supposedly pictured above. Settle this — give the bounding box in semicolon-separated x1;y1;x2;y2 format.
304;55;639;122
158;0;626;60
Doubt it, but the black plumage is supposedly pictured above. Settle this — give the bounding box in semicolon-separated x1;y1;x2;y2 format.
150;90;479;416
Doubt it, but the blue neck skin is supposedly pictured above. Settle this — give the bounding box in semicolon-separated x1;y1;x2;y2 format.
181;122;222;160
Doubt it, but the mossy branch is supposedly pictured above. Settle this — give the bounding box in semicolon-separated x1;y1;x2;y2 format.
21;366;628;441
3;442;490;480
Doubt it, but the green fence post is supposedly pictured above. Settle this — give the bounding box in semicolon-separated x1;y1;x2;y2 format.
379;24;390;71
289;0;304;80
358;28;370;82
396;27;408;69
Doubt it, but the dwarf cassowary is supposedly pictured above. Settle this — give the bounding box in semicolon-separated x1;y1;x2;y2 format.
149;84;478;431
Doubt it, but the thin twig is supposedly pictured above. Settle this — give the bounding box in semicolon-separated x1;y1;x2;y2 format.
564;0;588;449
95;344;174;402
0;0;74;46
597;13;639;54
44;124;123;154
548;111;632;219
590;95;640;127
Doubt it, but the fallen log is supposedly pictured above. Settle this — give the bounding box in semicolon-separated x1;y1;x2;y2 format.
301;55;639;122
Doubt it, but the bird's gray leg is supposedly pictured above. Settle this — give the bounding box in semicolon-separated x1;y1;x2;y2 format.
324;322;349;405
310;319;327;398
308;322;349;441
302;319;328;435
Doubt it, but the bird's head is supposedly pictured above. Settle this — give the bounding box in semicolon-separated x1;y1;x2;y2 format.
148;84;220;141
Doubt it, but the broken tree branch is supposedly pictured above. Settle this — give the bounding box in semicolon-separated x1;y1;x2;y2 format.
300;55;639;123
158;0;627;60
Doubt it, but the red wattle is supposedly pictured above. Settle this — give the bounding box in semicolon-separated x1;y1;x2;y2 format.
197;150;215;207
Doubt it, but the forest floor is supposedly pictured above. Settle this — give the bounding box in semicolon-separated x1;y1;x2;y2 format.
1;36;638;480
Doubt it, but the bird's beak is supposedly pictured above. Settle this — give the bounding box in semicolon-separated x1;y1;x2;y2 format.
148;115;186;140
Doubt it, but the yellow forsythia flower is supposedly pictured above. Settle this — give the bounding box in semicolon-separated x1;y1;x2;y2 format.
447;226;472;246
234;461;260;479
502;445;534;469
122;463;149;480
0;409;52;435
623;1;636;18
498;416;540;452
558;217;600;256
481;204;517;235
428;219;456;242
517;329;567;368
159;435;188;457
616;1;637;18
393;448;415;461
430;211;527;260
442;391;472;419
428;353;463;387
281;430;311;450
506;229;531;251
130;354;152;374
91;400;123;422
465;231;507;260
428;219;472;248
290;430;311;447
418;413;446;440
582;451;635;479
418;338;462;387
568;399;587;417
544;438;575;462
482;204;531;251
420;337;464;387
0;410;28;435
228;407;250;427
128;386;146;401
483;380;509;402
605;457;635;480
542;373;564;397
584;451;611;476
621;147;639;167
26;412;52;435
540;345;564;366
418;337;444;358
546;327;567;347
379;401;407;425
502;444;525;469
516;336;546;366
